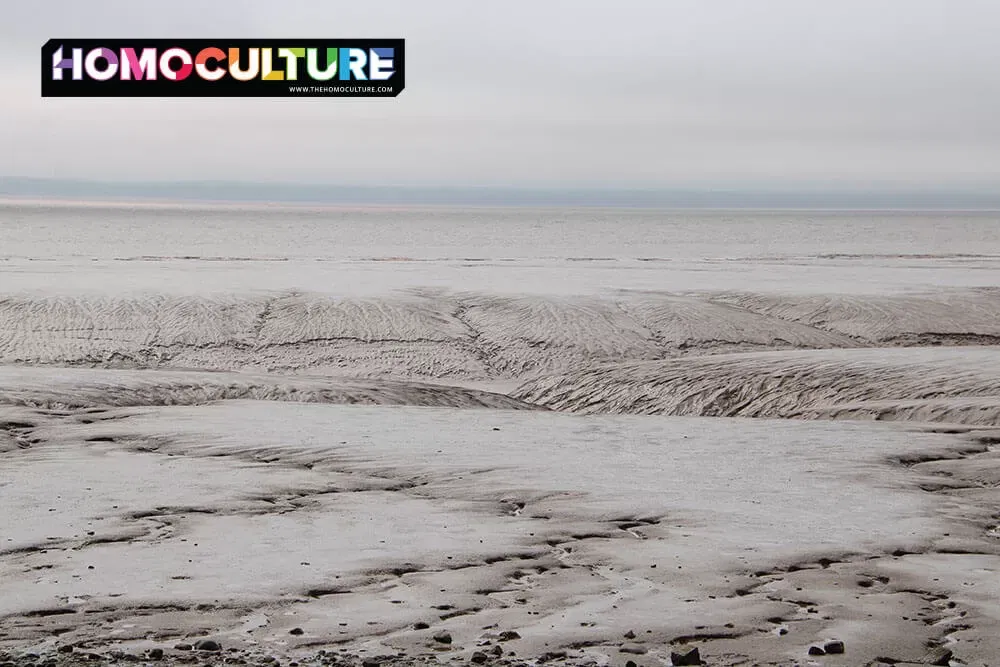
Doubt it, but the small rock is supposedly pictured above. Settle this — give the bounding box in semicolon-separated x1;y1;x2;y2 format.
670;647;702;666
433;631;453;644
498;631;520;641
289;628;304;636
824;640;845;655
362;660;380;667
541;651;567;661
808;646;826;656
174;644;193;652
414;622;430;630
148;648;164;660
57;645;74;654
471;652;488;664
490;646;503;656
625;661;637;667
623;630;636;639
619;645;647;655
194;640;222;652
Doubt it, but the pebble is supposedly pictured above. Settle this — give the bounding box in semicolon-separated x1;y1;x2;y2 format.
175;644;193;651
823;640;845;655
670;647;702;666
148;648;164;660
498;631;520;641
414;622;430;630
289;628;304;636
433;631;453;644
622;630;636;639
619;645;647;655
470;652;488;664
194;640;222;652
808;646;826;656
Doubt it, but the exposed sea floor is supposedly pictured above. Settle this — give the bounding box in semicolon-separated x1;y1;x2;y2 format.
1;201;1000;666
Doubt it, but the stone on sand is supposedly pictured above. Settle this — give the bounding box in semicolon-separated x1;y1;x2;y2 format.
670;647;702;665
823;640;845;654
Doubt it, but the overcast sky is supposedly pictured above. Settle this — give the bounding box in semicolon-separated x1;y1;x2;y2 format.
2;0;999;189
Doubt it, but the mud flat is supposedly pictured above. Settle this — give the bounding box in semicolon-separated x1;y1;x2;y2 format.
2;378;1000;665
1;281;1000;666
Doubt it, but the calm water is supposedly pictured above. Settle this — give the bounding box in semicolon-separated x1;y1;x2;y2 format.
2;200;999;296
2;200;999;261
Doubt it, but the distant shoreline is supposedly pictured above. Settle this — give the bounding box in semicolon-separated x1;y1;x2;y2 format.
3;178;1000;211
2;194;1000;214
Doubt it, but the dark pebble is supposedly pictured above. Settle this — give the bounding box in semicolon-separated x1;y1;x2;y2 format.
670;647;702;666
57;646;74;654
175;644;193;651
289;628;304;636
623;630;636;639
194;640;222;652
498;631;520;641
808;646;826;656
362;660;380;667
148;649;164;660
433;631;452;644
490;646;503;656
824;640;845;655
470;652;488;664
414;622;430;630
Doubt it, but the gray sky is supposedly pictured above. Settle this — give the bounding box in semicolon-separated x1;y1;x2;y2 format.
2;0;999;189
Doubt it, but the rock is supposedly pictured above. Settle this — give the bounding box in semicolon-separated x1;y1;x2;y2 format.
824;640;845;655
670;647;702;666
362;660;380;667
498;631;520;641
808;646;826;656
289;628;304;636
620;645;647;655
433;631;453;644
471;652;488;664
490;646;503;656
623;630;636;639
57;646;74;654
174;644;193;652
414;622;430;630
625;661;638;667
148;648;164;660
540;651;567;662
194;640;222;652
926;647;953;666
